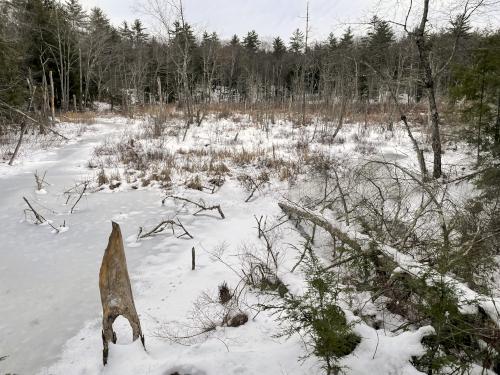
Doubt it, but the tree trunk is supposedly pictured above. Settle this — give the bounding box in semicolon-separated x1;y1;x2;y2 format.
495;90;500;147
8;122;27;166
414;0;442;179
49;71;56;127
477;72;485;165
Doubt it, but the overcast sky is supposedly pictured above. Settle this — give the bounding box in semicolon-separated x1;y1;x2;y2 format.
79;0;499;42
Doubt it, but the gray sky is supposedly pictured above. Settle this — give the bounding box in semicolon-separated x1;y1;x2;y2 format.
79;0;499;42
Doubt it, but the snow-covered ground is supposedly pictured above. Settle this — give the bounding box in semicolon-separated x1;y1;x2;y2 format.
0;119;165;374
0;115;483;375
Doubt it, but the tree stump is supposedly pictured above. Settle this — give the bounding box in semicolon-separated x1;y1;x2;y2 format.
99;221;145;365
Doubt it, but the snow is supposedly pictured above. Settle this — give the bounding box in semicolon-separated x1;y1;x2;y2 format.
0;114;486;375
342;325;435;375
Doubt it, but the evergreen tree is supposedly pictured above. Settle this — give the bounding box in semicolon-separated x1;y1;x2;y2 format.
367;16;394;51
327;32;337;50
170;20;196;52
119;21;133;40
0;1;24;106
243;30;260;53
65;0;87;30
272;37;286;57
339;27;354;48
289;28;304;53
132;19;148;44
230;34;240;46
451;32;500;158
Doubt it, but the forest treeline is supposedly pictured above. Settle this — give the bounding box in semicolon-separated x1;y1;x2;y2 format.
0;0;498;110
0;0;499;175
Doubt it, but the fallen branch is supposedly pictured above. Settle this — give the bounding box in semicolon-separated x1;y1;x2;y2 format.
0;99;69;140
279;201;361;253
137;218;193;240
278;200;500;328
23;196;61;232
162;195;225;219
246;177;268;202
70;181;88;213
23;196;46;224
238;174;269;203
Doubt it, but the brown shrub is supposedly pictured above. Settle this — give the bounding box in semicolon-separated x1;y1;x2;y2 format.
186;175;203;191
218;282;231;304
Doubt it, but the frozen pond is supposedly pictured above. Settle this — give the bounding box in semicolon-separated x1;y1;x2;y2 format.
0;122;166;374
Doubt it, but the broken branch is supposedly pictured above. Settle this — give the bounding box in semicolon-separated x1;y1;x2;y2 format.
162;195;225;219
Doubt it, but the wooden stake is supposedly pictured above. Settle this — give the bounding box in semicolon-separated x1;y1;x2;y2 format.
191;246;195;270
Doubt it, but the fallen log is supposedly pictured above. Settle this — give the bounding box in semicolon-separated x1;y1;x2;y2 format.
279;200;500;370
279;200;500;327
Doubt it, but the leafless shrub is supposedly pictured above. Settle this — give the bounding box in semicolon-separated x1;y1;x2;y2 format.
150;165;172;187
185;175;203;191
97;168;109;186
238;171;270;202
34;170;48;190
154;283;248;346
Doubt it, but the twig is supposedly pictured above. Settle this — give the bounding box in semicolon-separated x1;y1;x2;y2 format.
70;181;88;213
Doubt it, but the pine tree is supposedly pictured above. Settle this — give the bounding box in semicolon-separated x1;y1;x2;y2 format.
65;0;86;30
451;32;500;159
272;37;286;57
0;1;25;106
367;16;394;51
230;34;240;46
132;19;148;44
339;27;354;49
289;28;304;53
327;32;337;50
243;30;260;53
170;20;196;52
119;21;133;40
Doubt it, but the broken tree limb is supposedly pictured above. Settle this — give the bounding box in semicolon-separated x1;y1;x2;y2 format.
70;181;88;213
8;121;28;166
245;177;267;202
23;196;46;224
238;173;269;202
0;99;69;140
99;222;145;365
278;201;362;254
23;196;61;233
278;200;500;329
137;218;193;240
162;195;225;219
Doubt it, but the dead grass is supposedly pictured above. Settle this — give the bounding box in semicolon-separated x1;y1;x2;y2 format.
62;111;96;125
